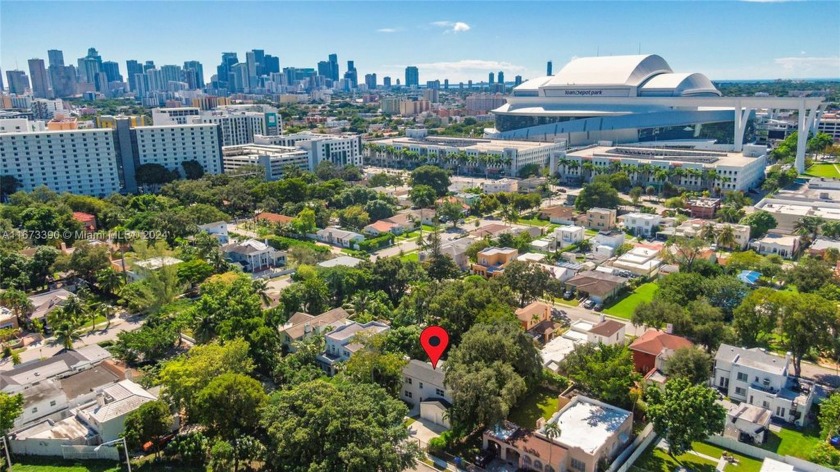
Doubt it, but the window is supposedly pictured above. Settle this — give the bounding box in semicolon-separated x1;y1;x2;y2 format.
419;382;424;389
405;391;412;399
405;377;412;384
776;406;785;417
435;388;445;396
735;387;746;396
49;400;56;407
31;407;38;413
571;458;586;472
736;372;748;382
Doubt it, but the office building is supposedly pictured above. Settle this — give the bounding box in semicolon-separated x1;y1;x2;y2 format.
0;119;222;195
254;132;362;169
366;135;563;175
6;70;30;95
515;75;523;87
27;59;50;98
222;143;309;180
488;72;495;85
47;50;64;68
497;71;504;85
364;73;377;90
48;65;76;98
492;54;823;173
546;60;553;76
405;66;419;88
383;76;392;89
558;143;768;192
327;53;339;81
817;113;840;140
125;60;143;92
263;55;280;75
181;60;204;89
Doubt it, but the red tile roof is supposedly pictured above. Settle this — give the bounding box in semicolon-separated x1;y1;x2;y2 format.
72;212;95;223
629;329;693;356
256;212;294;224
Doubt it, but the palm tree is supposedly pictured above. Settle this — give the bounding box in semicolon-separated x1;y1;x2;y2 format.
543;422;562;471
0;289;33;328
717;225;738;250
96;268;123;297
53;321;82;350
794;216;824;242
252;278;272;306
700;224;717;243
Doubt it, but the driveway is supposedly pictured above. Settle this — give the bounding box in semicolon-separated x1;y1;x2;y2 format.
407;417;447;447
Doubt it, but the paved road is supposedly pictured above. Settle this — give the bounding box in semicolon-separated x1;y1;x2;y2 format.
0;314;144;370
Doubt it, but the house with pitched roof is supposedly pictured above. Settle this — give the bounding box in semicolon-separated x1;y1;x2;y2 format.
628;328;693;375
316;321;390;375
221;239;285;273
278;307;351;351
515;301;555;344
401;360;453;428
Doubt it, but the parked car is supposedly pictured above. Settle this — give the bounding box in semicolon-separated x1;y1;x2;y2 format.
594;304;603;312
563;290;574;300
583;299;595;309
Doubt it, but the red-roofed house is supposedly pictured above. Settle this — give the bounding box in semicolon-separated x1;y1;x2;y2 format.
628;328;693;374
363;220;402;236
73;212;96;232
255;212;294;225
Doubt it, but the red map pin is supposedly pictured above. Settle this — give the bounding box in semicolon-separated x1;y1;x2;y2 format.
420;326;449;370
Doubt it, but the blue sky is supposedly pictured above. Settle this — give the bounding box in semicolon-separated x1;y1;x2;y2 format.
1;1;839;83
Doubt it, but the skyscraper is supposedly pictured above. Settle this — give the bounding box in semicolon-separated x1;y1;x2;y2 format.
160;65;183;89
383;76;392;89
328;53;339;81
6;70;30;95
547;60;553;76
488;72;495;85
50;65;77;98
514;75;522;87
444;79;449;90
0;68;4;92
47;49;64;68
497;71;504;85
126;60;143;91
245;51;258;88
405;66;419;87
144;61;156;71
263;55;280;75
28;59;51;98
183;61;205;88
102;61;123;83
317;61;331;80
251;49;265;76
217;52;238;86
364;73;377;90
346;61;357;88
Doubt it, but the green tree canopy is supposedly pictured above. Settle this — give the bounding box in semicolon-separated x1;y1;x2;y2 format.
560;343;638;407
410;165;451;196
645;377;726;456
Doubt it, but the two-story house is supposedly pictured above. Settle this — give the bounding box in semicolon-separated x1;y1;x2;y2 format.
713;344;814;427
586;208;617;231
197;221;229;244
221;239;286;273
401;360;453;428
515;301;555;344
316;321;390;375
555;226;585;248
278;308;352;351
619;213;661;237
472;247;518;277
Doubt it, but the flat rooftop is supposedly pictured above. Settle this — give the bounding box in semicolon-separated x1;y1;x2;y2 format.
372;136;561;152
544;396;631;454
566;145;762;167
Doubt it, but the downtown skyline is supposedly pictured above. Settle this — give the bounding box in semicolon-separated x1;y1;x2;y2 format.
1;1;839;84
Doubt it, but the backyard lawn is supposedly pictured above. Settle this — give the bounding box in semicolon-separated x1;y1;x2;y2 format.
804;163;840;179
11;457;207;472
631;441;762;472
759;425;823;460
400;252;419;262
518;217;552;227
507;387;560;429
604;283;658;320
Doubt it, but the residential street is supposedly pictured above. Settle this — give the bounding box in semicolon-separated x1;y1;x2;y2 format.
0;314;144;370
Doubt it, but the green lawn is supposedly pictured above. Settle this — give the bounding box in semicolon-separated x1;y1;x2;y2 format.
507;387;560;429
11;457;208;472
804;163;840;178
630;441;761;472
518;217;552;227
759;425;823;460
604;283;658;320
553;297;581;307
400;252;419;262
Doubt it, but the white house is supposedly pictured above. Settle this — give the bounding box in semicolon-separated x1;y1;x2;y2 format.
713;344;814;427
554;225;585;248
316;321;390;375
619;213;661;237
483;178;519;194
401;360;453;428
221;239;286;273
724;403;772;445
594;230;625;250
754;233;801;259
541;316;625;372
315;227;365;249
611;247;662;277
197;221;229;244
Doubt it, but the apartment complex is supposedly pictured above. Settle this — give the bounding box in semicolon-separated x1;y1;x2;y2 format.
152;106;280;146
253;132;363;168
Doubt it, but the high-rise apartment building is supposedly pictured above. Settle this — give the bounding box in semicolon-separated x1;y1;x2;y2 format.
498;71;504;85
0;119;223;195
383;76;392;89
328;53;339;81
514;75;523;87
405;66;419;87
488;72;495;85
547;60;553;76
126;60;143;91
364;73;376;90
152;106;280;146
263;55;280;75
47;50;64;68
27;59;51;98
102;61;123;83
6;70;30;95
50;65;77;98
0;68;4;92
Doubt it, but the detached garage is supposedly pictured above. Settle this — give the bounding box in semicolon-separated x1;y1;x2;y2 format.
420;399;452;428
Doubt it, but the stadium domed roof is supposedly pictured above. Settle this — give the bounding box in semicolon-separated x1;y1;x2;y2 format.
545;54;672;88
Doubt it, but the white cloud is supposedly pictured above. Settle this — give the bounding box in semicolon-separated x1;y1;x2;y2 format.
376;28;400;33
431;20;471;33
379;59;537;83
773;56;840;76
